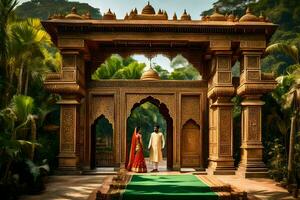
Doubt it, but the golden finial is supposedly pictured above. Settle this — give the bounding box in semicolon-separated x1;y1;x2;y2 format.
227;11;234;22
234;15;239;22
163;10;168;18
125;13;129;19
259;11;265;22
71;7;76;13
246;7;251;14
214;6;220;14
86;11;91;19
173;13;177;20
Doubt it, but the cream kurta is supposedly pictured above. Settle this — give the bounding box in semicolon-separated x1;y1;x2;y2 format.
148;132;165;163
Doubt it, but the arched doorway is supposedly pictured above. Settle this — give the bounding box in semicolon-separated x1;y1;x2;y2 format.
181;119;202;168
91;115;114;169
126;96;173;170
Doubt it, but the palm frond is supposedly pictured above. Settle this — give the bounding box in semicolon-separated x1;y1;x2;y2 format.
266;43;299;64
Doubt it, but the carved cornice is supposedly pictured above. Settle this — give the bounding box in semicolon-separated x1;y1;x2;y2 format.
88;80;207;88
42;20;278;40
237;81;276;96
44;82;85;96
46;73;61;80
207;85;235;99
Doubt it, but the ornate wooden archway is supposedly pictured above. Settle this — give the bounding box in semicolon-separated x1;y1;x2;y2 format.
43;3;278;177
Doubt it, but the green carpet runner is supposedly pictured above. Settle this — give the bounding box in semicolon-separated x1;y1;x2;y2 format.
122;175;218;200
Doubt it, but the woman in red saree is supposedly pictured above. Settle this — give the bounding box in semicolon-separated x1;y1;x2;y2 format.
127;127;147;173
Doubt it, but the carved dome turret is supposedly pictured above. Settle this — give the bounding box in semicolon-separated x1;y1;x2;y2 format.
227;12;235;22
181;9;191;21
103;9;116;20
140;68;160;81
65;7;83;19
259;12;265;22
173;13;178;20
209;7;226;21
239;7;259;22
142;2;155;15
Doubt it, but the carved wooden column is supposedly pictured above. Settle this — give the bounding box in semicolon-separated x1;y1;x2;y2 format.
207;48;235;175
236;50;274;177
44;42;86;171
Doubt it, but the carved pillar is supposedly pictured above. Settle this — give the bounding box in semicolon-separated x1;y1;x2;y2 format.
207;50;235;175
58;100;80;170
237;51;269;177
44;45;86;172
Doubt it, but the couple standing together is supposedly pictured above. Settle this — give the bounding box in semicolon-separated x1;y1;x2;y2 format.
127;125;165;173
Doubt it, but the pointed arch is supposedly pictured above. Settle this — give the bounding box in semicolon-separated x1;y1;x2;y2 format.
91;114;114;168
181;119;202;168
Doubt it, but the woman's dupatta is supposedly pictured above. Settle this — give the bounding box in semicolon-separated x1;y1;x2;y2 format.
127;128;137;171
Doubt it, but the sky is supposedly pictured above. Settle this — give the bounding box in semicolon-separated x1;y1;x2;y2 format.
18;0;216;71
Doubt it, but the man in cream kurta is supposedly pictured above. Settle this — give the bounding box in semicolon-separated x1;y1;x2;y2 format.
148;125;165;172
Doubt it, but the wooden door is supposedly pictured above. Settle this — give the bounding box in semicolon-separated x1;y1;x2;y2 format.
181;120;201;167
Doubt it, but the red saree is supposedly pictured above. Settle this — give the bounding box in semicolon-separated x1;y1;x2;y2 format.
127;128;147;173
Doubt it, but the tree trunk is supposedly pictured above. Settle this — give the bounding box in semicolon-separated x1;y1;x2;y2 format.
24;71;29;96
288;115;296;185
30;116;37;160
17;61;24;94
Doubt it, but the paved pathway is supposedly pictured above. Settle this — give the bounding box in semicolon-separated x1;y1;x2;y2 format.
19;174;298;200
20;175;105;200
216;175;298;200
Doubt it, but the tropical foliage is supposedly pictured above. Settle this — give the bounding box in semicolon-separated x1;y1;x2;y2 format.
0;0;60;198
92;55;146;80
92;54;201;80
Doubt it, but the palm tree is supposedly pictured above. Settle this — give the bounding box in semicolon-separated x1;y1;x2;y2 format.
0;0;18;105
7;18;52;95
267;43;300;186
277;69;300;186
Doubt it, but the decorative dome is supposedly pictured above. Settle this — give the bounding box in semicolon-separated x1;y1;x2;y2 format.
259;12;265;22
140;68;160;81
239;7;259;22
173;13;178;20
227;13;235;22
65;7;83;19
209;7;226;21
103;9;116;20
181;9;191;21
142;2;155;15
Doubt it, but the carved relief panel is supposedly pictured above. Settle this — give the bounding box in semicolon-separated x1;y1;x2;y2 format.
242;54;262;82
218;108;232;156
91;95;115;126
247;107;261;142
61;105;76;152
181;95;201;126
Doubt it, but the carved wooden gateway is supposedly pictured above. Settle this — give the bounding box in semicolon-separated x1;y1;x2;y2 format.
43;3;278;177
